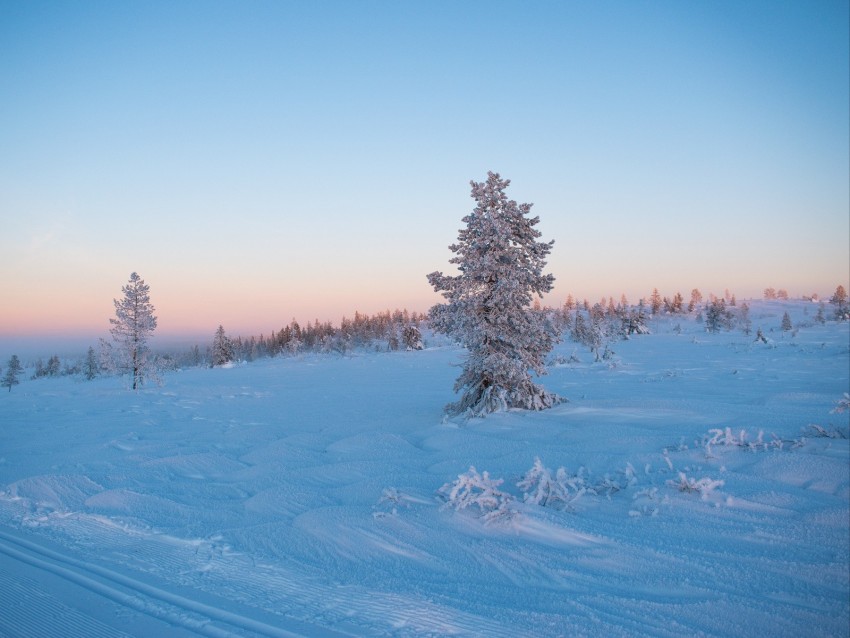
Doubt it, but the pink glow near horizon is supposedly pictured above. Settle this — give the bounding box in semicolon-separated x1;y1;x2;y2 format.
3;276;845;342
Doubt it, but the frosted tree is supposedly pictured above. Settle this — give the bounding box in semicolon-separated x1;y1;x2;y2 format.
649;288;663;315
46;355;61;377
402;324;424;350
831;285;848;320
211;325;234;366
737;302;752;336
2;355;23;392
688;288;703;313
83;346;99;380
109;272;158;390
781;311;792;332
573;310;606;361
427;172;562;416
705;298;733;333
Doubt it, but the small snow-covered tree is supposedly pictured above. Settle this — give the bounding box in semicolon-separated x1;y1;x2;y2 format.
386;325;401;351
737;302;752;336
109;272;158;390
83;346;98;380
46;355;61;377
688;288;703;313
781;311;792;332
574;311;606;361
402;324;424;350
427;172;562;416
831;285;848;320
649;288;663;315
705;298;733;333
211;325;234;366
2;355;23;392
668;472;724;500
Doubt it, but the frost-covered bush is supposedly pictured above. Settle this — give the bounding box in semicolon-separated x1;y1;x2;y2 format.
595;463;639;498
702;427;792;454
438;466;517;525
516;458;592;510
629;487;663;517
373;487;408;518
517;459;642;508
803;424;849;439
831;393;850;415
667;472;724;499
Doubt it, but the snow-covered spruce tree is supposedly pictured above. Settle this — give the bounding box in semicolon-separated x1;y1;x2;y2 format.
649;288;663;315
211;325;234;366
402;324;424;350
2;355;23;392
737;302;752;336
688;288;703;313
831;284;848;320
427;172;562;416
705;298;733;333
83;346;98;380
109;272;158;390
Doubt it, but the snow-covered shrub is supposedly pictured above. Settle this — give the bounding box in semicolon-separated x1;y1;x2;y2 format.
629;487;663;517
373;487;408;518
753;328;775;347
516;458;592;511
803;424;849;439
831;393;850;414
667;472;724;500
438;466;517;525
595;463;638;498
702;427;793;454
705;427;749;447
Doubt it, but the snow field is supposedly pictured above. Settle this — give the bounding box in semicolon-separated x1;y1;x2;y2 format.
0;300;848;636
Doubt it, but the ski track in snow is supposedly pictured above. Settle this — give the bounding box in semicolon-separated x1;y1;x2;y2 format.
0;529;325;637
0;301;848;637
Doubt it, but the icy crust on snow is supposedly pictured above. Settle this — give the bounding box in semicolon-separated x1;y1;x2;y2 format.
0;301;848;637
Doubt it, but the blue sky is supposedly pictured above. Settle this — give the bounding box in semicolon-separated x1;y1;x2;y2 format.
1;0;847;348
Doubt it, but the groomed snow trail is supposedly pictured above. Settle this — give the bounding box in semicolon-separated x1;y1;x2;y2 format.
0;529;345;637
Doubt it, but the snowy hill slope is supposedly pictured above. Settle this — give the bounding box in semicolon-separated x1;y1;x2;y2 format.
1;301;848;637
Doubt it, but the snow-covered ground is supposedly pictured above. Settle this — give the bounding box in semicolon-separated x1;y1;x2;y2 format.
1;300;848;637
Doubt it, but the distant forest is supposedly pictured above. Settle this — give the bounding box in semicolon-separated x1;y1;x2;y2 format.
6;283;847;388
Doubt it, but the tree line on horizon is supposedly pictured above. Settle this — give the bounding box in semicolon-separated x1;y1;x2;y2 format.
198;307;429;368
3;279;846;395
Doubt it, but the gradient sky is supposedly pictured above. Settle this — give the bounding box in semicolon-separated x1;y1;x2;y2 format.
1;1;848;351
